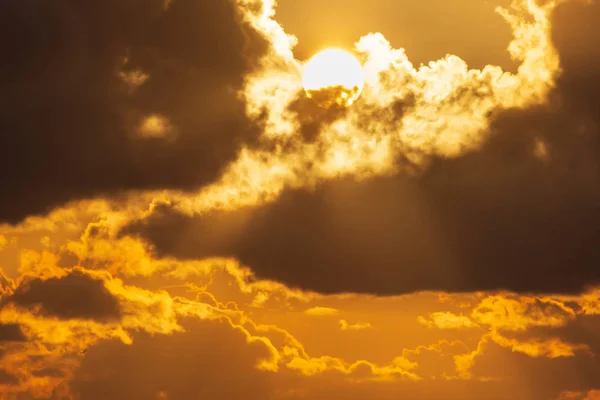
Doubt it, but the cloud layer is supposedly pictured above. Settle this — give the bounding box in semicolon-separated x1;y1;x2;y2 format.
0;0;599;398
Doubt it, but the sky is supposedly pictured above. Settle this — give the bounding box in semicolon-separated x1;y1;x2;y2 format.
0;0;599;399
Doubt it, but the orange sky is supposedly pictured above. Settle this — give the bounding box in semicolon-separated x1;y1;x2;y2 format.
0;0;599;399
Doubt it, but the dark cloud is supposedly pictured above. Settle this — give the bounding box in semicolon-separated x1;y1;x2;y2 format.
284;374;559;400
122;1;600;295
4;271;121;322
511;315;600;361
0;323;27;342
472;339;599;399
285;90;415;143
0;368;19;385
286;90;349;142
32;368;67;378
0;0;269;224
69;318;274;400
56;251;81;270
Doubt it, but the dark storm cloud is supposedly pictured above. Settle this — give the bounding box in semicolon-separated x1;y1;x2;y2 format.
3;271;121;322
0;323;27;342
122;1;600;295
0;0;269;224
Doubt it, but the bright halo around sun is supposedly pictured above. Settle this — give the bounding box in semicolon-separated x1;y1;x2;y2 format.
302;48;365;108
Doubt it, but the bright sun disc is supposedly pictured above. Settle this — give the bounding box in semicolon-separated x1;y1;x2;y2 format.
302;48;365;107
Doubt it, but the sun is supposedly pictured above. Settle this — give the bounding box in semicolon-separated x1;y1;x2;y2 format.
302;48;365;108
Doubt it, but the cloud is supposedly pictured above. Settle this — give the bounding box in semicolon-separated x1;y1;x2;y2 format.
123;147;600;295
339;319;372;331
30;368;67;378
68;318;277;400
155;0;566;220
305;307;339;316
558;391;600;400
586;390;600;400
3;271;121;322
491;335;588;358
558;391;584;400
0;0;269;224
0;323;27;342
0;0;599;398
0;225;598;398
0;368;18;385
112;0;600;295
418;312;478;329
471;295;576;331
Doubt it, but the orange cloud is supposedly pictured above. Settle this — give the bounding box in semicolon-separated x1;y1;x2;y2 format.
418;312;479;329
558;390;600;400
0;0;599;398
305;306;339;316
144;0;570;220
339;319;372;331
491;334;589;358
471;294;576;331
0;235;7;252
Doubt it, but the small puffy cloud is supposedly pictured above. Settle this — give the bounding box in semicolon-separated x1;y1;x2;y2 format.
339;319;372;331
418;312;478;329
304;307;339;316
250;291;269;308
138;115;174;139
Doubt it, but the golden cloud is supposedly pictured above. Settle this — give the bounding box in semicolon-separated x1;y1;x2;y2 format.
305;306;340;316
339;319;372;331
154;0;570;220
418;312;479;329
0;0;599;398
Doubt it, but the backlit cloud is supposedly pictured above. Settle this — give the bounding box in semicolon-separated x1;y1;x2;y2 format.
0;0;599;398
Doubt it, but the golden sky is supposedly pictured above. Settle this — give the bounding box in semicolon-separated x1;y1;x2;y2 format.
0;0;599;399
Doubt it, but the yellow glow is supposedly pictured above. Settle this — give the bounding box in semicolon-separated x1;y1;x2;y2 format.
302;48;365;107
139;114;170;138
